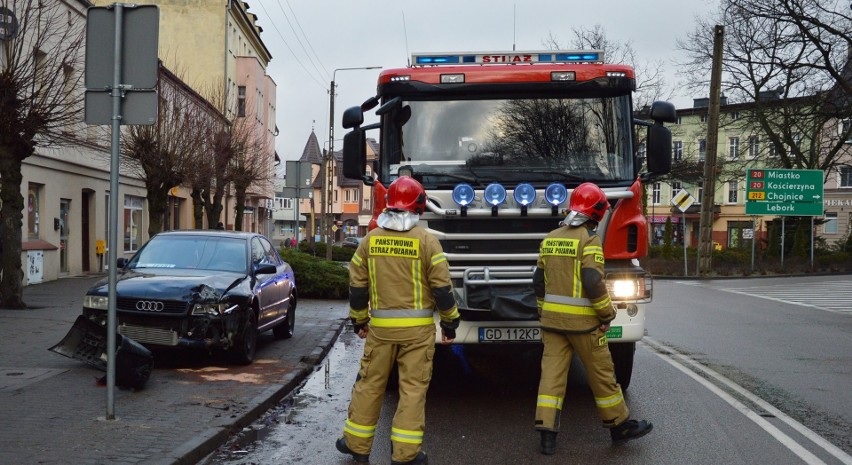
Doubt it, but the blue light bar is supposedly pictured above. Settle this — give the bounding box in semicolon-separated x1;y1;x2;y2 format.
411;50;605;66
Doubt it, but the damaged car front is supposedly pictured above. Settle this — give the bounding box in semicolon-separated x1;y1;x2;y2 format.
82;231;295;365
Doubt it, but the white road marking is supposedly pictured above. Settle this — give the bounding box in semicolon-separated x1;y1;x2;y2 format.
680;280;852;314
642;337;852;465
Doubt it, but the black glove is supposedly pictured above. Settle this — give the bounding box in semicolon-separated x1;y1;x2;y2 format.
440;318;460;339
351;318;367;334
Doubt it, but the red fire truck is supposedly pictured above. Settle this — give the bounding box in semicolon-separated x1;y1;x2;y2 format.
341;50;675;389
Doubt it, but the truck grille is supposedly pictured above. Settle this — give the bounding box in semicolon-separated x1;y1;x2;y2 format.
118;324;179;346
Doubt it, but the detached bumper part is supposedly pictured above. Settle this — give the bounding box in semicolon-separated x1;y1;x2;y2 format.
49;315;154;390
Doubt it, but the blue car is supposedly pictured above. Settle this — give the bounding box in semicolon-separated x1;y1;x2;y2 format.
81;230;297;365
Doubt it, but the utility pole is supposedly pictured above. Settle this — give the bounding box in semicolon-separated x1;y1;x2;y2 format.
697;25;725;277
323;66;381;260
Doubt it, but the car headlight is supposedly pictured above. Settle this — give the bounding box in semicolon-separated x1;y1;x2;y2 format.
84;295;109;310
192;303;230;316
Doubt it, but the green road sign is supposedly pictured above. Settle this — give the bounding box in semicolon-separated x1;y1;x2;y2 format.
745;169;824;216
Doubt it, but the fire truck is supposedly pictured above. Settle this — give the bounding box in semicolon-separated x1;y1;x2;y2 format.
340;50;675;389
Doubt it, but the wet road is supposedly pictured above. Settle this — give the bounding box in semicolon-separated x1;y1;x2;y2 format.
205;275;852;465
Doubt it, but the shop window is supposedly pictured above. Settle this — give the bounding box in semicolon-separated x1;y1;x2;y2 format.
27;183;42;239
823;213;838;234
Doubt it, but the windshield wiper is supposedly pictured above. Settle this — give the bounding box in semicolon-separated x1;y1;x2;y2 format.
526;169;587;182
409;170;479;185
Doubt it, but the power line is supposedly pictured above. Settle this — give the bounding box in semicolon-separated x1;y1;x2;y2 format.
282;0;331;80
255;2;326;90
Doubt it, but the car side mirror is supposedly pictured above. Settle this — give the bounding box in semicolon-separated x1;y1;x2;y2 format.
116;257;128;269
254;263;277;275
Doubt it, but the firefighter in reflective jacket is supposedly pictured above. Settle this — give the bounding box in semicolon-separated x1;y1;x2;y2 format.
336;176;460;465
533;182;652;455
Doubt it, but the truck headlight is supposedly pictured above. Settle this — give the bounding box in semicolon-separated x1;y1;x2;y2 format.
606;273;652;303
84;295;109;310
192;303;229;316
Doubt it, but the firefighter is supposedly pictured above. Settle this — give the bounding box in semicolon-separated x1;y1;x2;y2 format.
336;176;460;465
533;182;652;455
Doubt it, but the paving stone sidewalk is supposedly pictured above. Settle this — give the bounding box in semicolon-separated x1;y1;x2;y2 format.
0;274;348;465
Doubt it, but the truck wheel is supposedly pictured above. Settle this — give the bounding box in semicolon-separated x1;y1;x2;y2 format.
229;311;258;365
610;342;635;391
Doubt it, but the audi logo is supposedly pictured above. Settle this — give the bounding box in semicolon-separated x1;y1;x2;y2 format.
135;300;165;312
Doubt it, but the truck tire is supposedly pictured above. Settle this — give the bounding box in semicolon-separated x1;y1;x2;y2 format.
610;342;635;391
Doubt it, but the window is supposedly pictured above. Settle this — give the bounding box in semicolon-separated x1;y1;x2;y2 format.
637;142;646;161
652;182;661;204
841;167;852;188
673;141;683;161
792;133;802;150
27;184;42;239
124;195;144;252
671;181;682;196
824;213;838;234
237;86;246;117
727;221;752;249
730;111;739;121
727;181;739;203
729;137;739;160
699;139;707;161
840;119;852;143
700;114;708;123
696;182;703;204
675;116;682;125
768;142;778;158
748;136;759;159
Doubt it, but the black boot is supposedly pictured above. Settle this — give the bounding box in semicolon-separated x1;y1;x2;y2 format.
610;419;653;444
391;450;428;465
336;437;370;463
540;431;557;455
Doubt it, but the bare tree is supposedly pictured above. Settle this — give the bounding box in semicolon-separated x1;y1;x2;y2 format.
120;64;208;237
0;1;85;308
228;110;272;231
678;0;852;176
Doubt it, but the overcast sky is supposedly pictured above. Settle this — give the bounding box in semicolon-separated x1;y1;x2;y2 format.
251;0;719;163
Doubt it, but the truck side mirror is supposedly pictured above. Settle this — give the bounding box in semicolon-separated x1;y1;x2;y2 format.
343;129;366;180
646;124;672;176
342;106;364;130
649;101;676;124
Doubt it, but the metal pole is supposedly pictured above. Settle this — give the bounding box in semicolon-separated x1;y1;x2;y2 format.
810;216;814;269
781;217;785;268
326;78;336;260
751;216;756;271
682;211;688;276
106;2;125;420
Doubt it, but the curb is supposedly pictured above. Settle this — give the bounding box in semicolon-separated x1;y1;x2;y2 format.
171;317;347;465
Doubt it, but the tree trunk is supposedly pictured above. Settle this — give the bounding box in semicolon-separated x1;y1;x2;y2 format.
234;187;247;231
146;182;168;237
0;154;27;309
191;188;205;229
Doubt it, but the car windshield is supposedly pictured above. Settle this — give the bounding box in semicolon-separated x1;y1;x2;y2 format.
128;235;247;273
387;95;634;188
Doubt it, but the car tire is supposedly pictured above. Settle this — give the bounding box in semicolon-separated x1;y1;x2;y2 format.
273;292;296;339
229;310;258;365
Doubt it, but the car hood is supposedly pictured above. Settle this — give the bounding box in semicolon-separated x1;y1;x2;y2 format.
88;269;245;301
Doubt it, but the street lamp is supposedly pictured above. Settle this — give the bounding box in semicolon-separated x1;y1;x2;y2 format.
322;66;380;259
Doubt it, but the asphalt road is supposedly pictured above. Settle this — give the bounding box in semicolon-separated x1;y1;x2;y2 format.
206;274;852;465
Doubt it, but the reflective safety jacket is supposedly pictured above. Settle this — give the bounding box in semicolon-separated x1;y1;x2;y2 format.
349;225;460;339
532;223;615;333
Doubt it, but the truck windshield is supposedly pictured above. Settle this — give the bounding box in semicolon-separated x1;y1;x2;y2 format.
388;95;634;188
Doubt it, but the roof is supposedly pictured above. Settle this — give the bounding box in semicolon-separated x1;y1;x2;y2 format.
298;131;323;165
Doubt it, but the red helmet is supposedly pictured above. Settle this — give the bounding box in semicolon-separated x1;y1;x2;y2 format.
568;183;609;223
386;176;427;214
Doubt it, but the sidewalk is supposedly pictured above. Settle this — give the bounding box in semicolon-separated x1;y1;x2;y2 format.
0;274;349;465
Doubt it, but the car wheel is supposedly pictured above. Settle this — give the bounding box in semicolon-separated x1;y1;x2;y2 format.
273;292;296;339
229;310;258;365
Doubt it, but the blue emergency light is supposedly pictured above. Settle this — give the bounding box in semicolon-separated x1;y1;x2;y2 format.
411;50;605;66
